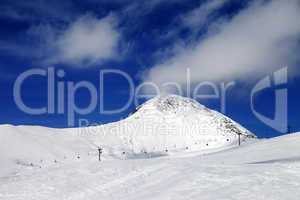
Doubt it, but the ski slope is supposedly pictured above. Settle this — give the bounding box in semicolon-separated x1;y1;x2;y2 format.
0;132;299;200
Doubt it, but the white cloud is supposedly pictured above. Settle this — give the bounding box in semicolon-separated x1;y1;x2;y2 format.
143;0;300;91
154;0;229;47
181;0;229;29
47;14;120;66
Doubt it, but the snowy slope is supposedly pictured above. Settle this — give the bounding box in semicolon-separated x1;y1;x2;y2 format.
0;124;96;177
0;95;255;176
0;132;299;200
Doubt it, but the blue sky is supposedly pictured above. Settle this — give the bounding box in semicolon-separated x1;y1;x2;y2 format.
0;0;299;138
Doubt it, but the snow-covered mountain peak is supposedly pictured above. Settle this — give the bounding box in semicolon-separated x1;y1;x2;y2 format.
144;95;204;114
134;95;210;118
117;95;256;154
